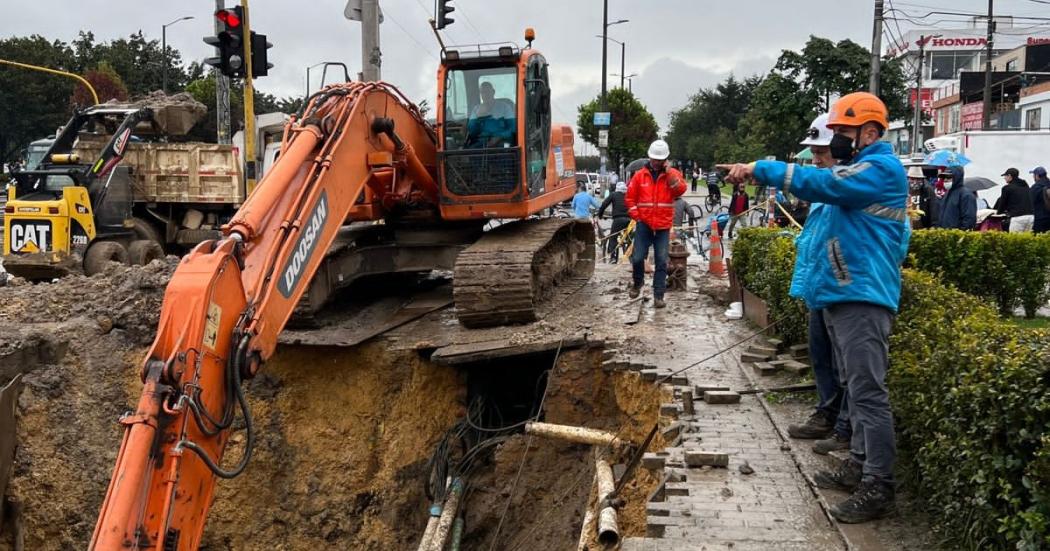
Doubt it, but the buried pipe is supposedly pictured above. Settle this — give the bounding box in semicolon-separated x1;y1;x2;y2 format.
595;458;620;547
525;422;627;449
449;515;465;551
417;503;442;551
428;478;464;551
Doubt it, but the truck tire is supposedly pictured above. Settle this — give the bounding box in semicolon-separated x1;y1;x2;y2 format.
132;217;164;247
84;241;129;276
128;240;165;266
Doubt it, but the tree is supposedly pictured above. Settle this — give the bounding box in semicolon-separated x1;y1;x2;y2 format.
577;88;659;169
0;35;76;165
737;73;820;161
774;36;909;120
71;31;191;97
665;75;762;168
72;61;129;107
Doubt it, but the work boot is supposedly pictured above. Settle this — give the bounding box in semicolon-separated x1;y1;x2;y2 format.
813;458;863;491
787;412;834;439
830;478;896;523
653;297;666;309
813;432;851;455
629;286;641;299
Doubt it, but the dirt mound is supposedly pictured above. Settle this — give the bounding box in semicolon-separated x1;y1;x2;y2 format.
103;91;207;136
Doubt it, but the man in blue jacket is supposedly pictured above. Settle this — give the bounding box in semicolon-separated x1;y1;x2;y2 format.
719;92;910;524
934;165;977;230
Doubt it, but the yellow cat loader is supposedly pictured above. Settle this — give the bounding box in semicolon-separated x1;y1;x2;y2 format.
3;106;165;279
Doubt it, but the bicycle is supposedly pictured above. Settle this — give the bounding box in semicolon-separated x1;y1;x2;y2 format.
705;185;722;213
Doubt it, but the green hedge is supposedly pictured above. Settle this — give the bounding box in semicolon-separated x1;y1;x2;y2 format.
908;230;1050;318
733;228;1050;550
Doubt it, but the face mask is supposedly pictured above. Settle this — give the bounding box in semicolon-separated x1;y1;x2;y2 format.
943;181;953;191
829;133;856;162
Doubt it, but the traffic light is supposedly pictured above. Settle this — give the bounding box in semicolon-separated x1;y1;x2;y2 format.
203;6;246;78
250;32;273;78
436;0;455;30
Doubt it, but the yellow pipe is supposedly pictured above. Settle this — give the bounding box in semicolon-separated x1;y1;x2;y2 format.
0;58;99;105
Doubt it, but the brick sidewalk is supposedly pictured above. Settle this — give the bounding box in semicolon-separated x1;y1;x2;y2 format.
619;321;845;550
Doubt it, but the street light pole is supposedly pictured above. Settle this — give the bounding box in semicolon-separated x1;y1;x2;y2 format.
161;15;194;93
596;35;627;89
601;0;608;110
912;35;939;155
982;0;995;130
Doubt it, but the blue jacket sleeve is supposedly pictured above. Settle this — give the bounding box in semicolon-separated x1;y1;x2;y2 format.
753;159;892;209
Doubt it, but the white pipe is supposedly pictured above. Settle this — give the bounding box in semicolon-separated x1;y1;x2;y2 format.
417;503;442;551
428;478;464;551
525;422;626;449
595;458;620;547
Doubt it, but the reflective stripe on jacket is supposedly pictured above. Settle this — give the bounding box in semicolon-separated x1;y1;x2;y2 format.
755;141;910;312
625;165;687;230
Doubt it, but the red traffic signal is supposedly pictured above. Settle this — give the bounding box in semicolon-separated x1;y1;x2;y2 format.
215;8;242;29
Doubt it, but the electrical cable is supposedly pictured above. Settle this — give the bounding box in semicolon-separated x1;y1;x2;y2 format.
656;316;785;384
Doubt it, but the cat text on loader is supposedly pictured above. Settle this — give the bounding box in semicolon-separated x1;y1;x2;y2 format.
90;30;593;549
3;107;166;279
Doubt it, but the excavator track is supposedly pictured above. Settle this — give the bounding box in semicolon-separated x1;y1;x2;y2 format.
453;218;595;328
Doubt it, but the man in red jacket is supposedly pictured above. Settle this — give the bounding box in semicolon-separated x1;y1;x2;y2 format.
626;139;687;308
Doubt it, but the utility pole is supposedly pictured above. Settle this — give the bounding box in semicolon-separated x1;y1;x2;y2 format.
982;0;995;129
601;0;608;110
361;0;382;81
620;40;625;90
870;0;884;95
912;36;928;155
214;0;232;144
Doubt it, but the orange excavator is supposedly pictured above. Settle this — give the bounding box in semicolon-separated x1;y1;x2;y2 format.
89;32;593;549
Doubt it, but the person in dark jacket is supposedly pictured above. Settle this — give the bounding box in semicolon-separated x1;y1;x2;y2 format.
994;167;1034;232
599;181;630;262
725;182;750;238
935;166;977;230
1031;166;1050;234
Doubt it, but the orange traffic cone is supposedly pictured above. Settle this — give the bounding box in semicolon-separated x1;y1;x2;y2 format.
709;219;726;277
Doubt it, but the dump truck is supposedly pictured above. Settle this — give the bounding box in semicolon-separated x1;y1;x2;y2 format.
3;105;243;279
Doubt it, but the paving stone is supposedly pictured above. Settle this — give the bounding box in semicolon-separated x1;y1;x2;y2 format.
640;369;660;382
703;390;741;404
746;344;777;358
684;450;730;468
789;343;810;358
765;337;784;351
642;453;666;470
752;362;778;376
775;353;795;361
695;384;731;394
601;348;619;361
739;352;767;363
660;404;680;418
601;358;631;371
782;360;810;375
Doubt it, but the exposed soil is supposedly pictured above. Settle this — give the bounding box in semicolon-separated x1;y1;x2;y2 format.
0;259;668;550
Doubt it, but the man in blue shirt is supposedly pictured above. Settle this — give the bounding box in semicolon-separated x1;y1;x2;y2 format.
466;81;515;148
719;92;910;524
572;183;600;219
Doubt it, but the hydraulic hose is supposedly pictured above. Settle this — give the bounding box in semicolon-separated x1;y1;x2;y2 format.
177;335;255;479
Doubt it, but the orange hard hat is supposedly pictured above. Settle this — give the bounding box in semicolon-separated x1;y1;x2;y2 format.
828;92;889;130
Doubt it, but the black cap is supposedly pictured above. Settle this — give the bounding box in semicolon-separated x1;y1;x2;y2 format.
1002;168;1020;178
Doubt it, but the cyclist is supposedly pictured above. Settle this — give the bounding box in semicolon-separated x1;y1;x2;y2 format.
706;167;721;205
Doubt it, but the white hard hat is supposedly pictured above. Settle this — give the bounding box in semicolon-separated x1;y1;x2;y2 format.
800;113;833;147
647;139;670;160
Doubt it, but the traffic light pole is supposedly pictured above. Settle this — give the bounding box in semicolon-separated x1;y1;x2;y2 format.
241;0;257;193
214;0;232;145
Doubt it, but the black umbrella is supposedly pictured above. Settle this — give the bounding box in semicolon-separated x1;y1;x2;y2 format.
963;177;998;192
626;158;648;178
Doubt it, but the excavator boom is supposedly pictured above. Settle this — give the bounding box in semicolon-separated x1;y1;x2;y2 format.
90;82;439;550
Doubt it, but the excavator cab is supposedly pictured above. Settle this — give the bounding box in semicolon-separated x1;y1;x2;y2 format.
437;37;573;219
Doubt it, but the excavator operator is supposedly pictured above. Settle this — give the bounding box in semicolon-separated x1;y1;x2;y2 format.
466;81;515;148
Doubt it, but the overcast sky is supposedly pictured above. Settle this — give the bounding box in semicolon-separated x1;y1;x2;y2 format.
5;0;1049;154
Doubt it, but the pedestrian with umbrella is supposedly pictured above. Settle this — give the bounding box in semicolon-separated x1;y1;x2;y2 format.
934;165;977;230
994;168;1034;232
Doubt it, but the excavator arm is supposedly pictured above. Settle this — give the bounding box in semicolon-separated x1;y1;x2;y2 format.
90;83;439;550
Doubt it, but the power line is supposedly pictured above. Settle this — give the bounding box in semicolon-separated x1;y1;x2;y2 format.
384;9;440;61
455;2;487;43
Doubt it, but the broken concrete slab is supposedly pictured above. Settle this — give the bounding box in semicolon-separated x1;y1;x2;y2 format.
747;344;778;358
739;352;767;364
642;453;666;470
695;384;731;394
789;343;810;358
